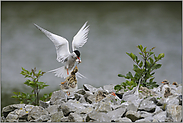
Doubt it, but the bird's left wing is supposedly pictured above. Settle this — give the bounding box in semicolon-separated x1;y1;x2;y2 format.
72;21;90;51
34;24;70;63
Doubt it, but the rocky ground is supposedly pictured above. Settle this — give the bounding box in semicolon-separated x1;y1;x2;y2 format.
1;83;182;122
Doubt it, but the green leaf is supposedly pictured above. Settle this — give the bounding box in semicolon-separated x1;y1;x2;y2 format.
158;53;165;60
152;64;162;70
137;45;143;51
118;74;125;78
149;57;154;64
139;61;143;68
143;47;147;52
114;85;122;92
126;72;133;78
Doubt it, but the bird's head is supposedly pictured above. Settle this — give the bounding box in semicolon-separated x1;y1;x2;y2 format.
74;50;81;64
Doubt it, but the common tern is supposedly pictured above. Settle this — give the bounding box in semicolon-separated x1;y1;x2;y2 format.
34;22;89;79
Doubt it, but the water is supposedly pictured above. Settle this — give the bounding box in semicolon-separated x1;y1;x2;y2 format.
1;2;182;107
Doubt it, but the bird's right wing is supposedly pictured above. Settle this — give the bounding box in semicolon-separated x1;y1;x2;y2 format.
34;24;70;63
72;21;90;51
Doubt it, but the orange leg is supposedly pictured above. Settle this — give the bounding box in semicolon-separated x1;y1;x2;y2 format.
66;92;70;96
61;81;66;84
67;69;69;75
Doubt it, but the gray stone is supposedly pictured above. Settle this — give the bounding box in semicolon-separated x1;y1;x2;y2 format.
15;108;28;119
27;106;48;121
166;104;182;122
39;100;50;108
95;101;112;112
138;111;153;118
60;117;69;122
68;112;84;122
125;110;141;122
50;90;67;105
88;110;111;122
60;100;86;116
107;106;127;120
138;97;157;112
127;101;138;111
50;111;64;122
35;115;50;122
113;117;132;122
5;110;19;122
153;111;167;122
83;84;97;93
2;104;25;117
103;84;116;93
25;105;34;112
76;88;86;95
80;106;93;114
46;105;58;114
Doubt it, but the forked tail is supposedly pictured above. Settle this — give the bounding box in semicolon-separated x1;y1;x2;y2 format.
48;66;87;79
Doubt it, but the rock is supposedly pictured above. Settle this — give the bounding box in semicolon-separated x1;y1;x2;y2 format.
46;105;59;114
68;112;83;122
50;90;67;105
83;84;97;93
178;95;182;105
27;106;48;121
166;104;182;122
15;108;28;119
75;88;86;95
138;97;157;112
36;115;50;122
138;111;153;118
39;100;50;108
113;117;132;122
60;117;69;122
107;105;127;120
50;111;64;122
127;101;138;111
103;84;116;93
166;95;179;105
95;101;112;112
80;106;93;114
74;93;86;103
5;110;19;122
87;110;111;122
24;105;34;112
125;110;141;122
153;111;167;122
2;104;25;117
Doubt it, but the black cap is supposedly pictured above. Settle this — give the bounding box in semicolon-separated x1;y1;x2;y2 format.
74;50;80;58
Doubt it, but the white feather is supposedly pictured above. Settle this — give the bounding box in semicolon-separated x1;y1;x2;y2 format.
72;21;90;51
34;23;70;63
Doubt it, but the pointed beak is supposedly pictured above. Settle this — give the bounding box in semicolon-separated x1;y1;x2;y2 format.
76;57;81;64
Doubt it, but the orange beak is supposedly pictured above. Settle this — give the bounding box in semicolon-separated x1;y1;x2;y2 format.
162;81;165;83
77;57;81;63
111;92;116;96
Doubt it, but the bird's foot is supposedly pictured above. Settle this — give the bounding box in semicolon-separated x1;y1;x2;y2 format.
61;81;66;84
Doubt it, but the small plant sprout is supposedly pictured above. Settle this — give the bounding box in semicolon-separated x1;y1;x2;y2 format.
12;67;52;105
115;45;165;93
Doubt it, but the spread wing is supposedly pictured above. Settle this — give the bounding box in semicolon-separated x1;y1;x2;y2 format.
34;24;70;63
72;21;90;51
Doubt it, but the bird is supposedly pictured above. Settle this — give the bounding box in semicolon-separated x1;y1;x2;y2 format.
34;22;89;79
60;65;79;95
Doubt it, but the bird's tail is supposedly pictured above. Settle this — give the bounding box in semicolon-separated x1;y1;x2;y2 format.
47;66;87;79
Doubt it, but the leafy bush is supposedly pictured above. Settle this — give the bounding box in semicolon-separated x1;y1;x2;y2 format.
11;67;52;105
115;45;164;92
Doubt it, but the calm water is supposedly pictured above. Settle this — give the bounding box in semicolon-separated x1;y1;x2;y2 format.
1;2;182;108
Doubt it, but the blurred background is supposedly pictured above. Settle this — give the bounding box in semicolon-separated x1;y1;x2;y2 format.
1;2;182;110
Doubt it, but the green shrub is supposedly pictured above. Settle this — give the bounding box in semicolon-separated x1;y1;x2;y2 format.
115;45;164;92
11;67;52;105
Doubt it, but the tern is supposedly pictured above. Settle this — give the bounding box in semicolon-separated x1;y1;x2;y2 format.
34;22;89;79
